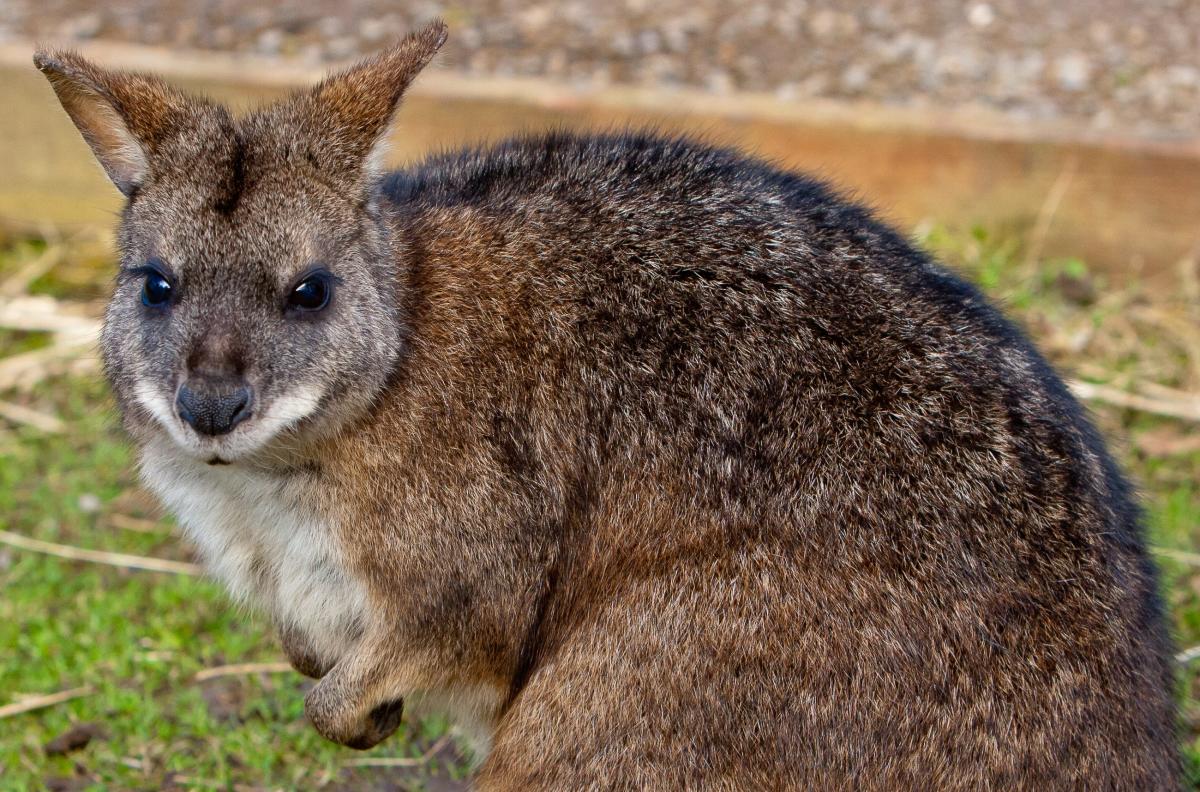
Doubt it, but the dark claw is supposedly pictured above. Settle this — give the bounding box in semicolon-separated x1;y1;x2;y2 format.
344;697;406;750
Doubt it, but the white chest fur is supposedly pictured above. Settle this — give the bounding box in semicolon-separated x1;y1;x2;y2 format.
139;442;367;667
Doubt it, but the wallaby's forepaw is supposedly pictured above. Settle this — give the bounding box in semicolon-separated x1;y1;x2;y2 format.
305;677;405;750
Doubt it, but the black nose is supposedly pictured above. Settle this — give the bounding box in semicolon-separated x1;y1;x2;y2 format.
176;379;253;436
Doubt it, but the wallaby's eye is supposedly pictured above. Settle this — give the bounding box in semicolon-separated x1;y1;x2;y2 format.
287;272;332;313
141;271;173;308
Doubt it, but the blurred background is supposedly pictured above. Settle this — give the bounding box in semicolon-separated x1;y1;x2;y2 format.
1;1;1198;789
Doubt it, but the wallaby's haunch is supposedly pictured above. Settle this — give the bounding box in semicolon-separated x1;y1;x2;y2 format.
37;21;1179;789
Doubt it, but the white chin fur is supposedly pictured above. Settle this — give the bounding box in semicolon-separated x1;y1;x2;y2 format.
133;380;324;461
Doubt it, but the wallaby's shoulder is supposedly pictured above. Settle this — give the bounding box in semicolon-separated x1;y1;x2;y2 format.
378;130;976;295
375;130;1035;366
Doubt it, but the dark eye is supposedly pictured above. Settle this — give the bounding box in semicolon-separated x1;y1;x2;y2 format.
287;273;332;312
141;271;173;307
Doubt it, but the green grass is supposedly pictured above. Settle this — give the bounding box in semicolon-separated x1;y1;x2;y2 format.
0;378;470;790
3;227;1200;787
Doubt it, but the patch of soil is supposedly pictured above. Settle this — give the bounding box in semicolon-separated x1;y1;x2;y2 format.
328;735;472;792
198;677;248;723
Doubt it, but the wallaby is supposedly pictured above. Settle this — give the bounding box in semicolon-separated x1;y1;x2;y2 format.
36;21;1180;789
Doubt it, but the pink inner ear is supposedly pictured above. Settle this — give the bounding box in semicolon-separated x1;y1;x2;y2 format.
36;54;153;196
58;82;150;194
36;50;200;197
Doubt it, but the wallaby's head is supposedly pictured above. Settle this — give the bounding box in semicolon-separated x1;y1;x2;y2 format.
35;23;447;462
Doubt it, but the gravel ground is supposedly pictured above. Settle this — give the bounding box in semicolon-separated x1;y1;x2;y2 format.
4;0;1199;138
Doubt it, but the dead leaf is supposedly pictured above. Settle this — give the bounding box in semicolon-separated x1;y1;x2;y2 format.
43;722;105;756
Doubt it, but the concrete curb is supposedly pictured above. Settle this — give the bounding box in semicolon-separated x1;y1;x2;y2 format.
4;37;1198;275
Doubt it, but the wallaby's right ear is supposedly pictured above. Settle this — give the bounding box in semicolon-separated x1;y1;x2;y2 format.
34;50;191;196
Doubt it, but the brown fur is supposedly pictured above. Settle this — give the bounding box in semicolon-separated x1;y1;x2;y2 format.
37;22;1180;790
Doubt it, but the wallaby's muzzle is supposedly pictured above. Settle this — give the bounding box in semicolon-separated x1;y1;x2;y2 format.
176;378;253;436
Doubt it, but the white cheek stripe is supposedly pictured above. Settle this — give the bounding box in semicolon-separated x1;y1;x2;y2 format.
259;385;323;430
132;380;325;460
133;380;176;426
133;380;197;450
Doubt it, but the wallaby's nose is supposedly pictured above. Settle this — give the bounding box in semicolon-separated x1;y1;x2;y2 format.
176;378;253;436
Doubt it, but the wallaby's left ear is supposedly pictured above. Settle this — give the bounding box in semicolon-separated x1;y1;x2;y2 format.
33;50;195;196
296;20;447;181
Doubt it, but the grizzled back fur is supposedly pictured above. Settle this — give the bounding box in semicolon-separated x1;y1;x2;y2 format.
39;22;1179;790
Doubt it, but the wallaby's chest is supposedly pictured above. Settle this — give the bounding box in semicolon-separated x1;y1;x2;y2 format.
139;444;366;667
